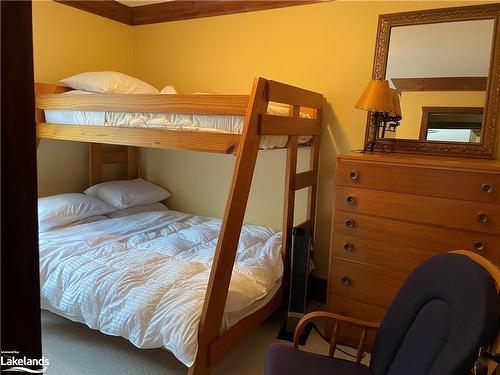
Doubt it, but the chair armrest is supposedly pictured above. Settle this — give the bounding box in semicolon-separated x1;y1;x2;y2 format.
294;311;380;347
293;311;380;362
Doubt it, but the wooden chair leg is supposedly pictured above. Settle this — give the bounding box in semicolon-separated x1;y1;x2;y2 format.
329;322;340;357
356;329;367;363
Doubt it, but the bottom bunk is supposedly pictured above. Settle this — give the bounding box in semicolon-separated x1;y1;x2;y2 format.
39;202;283;367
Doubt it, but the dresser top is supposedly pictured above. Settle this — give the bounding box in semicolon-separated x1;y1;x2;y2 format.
338;152;500;173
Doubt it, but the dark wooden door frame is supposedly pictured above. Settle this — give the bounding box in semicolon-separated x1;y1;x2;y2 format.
1;0;43;371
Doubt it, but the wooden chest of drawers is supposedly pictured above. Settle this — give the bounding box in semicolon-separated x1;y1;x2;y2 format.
327;152;500;348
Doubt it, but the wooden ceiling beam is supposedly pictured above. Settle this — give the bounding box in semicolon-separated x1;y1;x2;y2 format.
131;1;325;25
55;1;133;25
54;1;327;26
391;77;488;93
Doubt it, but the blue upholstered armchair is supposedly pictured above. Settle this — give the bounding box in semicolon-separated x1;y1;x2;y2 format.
265;251;500;375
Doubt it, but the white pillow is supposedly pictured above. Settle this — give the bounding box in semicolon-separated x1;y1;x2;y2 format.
84;178;171;209
38;193;115;232
160;85;177;94
107;202;168;219
60;71;159;94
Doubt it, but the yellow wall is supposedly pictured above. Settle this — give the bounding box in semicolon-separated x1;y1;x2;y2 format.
397;91;487;139
33;1;133;196
33;1;497;280
131;1;487;279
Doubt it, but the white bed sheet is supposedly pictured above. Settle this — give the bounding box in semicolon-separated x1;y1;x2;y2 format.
44;92;311;149
39;210;283;367
106;202;169;219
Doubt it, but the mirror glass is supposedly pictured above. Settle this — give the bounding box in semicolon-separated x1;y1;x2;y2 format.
384;19;494;143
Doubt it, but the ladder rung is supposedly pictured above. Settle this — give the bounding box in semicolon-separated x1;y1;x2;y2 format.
259;114;321;136
295;170;316;190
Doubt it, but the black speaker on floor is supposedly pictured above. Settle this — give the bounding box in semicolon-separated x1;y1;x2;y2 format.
278;226;312;344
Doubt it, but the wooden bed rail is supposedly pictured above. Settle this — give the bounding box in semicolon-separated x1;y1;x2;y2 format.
36;93;250;115
37;124;241;154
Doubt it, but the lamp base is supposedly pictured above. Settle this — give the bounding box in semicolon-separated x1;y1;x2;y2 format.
362;140;376;152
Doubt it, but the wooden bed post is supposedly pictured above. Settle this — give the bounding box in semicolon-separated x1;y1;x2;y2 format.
307;107;322;243
88;144;139;186
282;108;299;277
189;78;268;375
34;83;72;149
89;143;103;186
127;146;139;179
282;106;322;281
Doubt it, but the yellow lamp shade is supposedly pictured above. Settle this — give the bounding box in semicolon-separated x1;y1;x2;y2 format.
388;88;402;117
355;79;399;114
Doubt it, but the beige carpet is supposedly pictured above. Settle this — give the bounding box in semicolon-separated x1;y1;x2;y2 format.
42;309;369;374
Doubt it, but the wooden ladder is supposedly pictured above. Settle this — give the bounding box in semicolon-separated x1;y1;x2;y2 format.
190;77;322;374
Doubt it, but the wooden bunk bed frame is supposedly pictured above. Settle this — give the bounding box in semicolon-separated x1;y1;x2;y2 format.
35;77;323;374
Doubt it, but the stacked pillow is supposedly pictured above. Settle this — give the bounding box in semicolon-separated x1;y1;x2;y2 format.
38;193;115;232
38;178;171;231
84;178;171;209
59;71;177;95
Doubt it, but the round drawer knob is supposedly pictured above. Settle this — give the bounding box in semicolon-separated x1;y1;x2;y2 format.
341;276;352;286
346;195;357;205
473;241;486;252
349;170;359;181
344;219;355;229
343;243;354;252
477;212;489;223
481;184;494;194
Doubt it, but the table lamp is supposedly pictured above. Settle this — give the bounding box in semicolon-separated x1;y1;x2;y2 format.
355;79;402;151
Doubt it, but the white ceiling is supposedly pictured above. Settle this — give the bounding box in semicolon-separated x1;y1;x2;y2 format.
117;0;174;7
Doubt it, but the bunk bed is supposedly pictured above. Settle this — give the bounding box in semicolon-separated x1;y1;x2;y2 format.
35;77;323;374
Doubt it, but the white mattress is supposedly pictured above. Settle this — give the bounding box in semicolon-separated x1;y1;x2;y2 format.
39;209;283;367
44;92;311;149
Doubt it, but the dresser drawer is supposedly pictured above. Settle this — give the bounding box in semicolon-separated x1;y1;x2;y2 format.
330;258;407;308
326;294;386;351
336;186;500;235
337;160;500;204
334;210;500;264
327;294;387;324
332;234;437;274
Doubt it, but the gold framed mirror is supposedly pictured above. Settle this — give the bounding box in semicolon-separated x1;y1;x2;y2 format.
366;3;500;158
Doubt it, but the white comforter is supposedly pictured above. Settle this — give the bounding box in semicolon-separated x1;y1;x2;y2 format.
39;210;283;366
44;91;312;149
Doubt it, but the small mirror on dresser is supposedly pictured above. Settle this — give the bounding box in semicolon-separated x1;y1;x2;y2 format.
367;3;500;158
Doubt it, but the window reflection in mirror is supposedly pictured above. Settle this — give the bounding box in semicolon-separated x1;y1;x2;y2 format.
420;107;483;143
383;19;494;143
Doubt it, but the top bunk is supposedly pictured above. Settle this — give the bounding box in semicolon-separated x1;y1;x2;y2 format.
35;78;323;154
